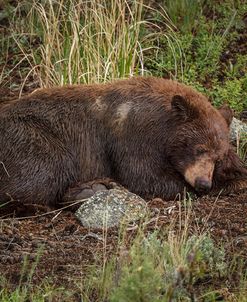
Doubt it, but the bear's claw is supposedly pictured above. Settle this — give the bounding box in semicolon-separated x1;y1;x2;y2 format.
62;178;125;203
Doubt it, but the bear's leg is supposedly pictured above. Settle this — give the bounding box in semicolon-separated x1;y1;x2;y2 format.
213;148;247;195
116;169;190;200
62;178;126;202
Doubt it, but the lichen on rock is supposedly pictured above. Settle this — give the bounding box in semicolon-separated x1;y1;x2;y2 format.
75;189;147;229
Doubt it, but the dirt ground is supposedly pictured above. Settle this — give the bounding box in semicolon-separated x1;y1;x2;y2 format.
1;191;247;292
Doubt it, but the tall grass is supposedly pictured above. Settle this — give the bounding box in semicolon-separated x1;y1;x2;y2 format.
7;0;183;90
10;0;147;88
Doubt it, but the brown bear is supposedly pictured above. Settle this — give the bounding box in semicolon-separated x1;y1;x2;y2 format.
0;77;246;205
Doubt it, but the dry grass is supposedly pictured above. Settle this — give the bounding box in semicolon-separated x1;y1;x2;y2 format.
11;0;147;87
4;0;182;92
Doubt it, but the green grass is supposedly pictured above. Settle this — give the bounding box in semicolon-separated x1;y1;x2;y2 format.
163;0;205;34
238;133;247;162
0;283;70;302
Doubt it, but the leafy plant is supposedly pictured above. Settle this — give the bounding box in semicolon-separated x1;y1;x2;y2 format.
211;76;247;112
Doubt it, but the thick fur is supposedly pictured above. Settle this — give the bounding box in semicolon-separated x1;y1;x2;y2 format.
0;77;246;205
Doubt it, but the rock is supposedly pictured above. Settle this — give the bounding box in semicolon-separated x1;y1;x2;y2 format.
230;117;247;142
75;189;147;229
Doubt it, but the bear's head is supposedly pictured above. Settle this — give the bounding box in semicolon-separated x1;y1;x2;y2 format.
168;95;233;194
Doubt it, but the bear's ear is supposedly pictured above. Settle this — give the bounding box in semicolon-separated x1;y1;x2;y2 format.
218;104;233;127
171;95;197;120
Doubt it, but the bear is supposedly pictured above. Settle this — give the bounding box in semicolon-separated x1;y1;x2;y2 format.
0;76;246;206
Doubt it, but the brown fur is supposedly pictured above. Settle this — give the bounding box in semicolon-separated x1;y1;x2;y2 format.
0;77;246;205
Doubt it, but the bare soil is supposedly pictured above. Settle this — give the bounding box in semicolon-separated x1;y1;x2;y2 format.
1;192;247;294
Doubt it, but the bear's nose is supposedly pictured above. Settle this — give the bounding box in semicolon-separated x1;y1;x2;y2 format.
195;178;212;193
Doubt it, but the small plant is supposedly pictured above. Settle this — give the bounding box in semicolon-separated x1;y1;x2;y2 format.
237;133;247;162
164;0;205;33
109;230;227;301
211;76;247;112
108;198;228;301
110;232;164;302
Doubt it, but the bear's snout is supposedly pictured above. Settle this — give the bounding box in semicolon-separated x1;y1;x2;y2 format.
184;156;215;191
195;177;212;193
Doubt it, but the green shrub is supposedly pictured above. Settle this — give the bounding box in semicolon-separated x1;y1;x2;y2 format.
211;77;247;112
110;230;227;301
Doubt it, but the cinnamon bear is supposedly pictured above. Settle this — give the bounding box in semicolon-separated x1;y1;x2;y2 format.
0;77;246;205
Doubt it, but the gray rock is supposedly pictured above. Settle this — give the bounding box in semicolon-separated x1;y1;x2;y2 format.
230;117;247;142
75;189;147;229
